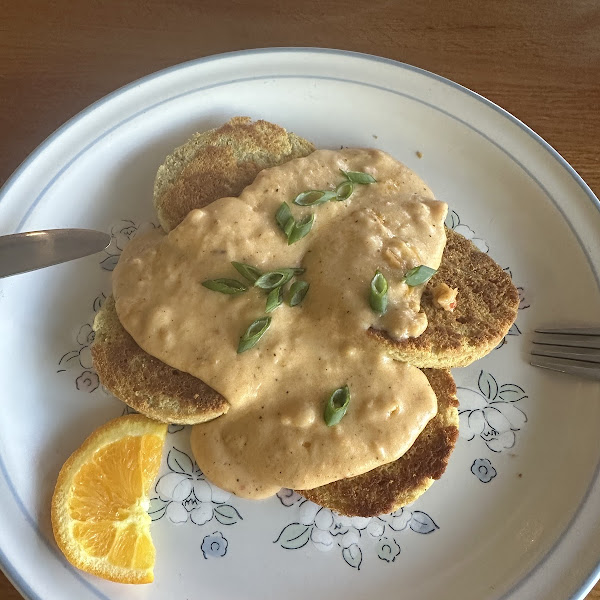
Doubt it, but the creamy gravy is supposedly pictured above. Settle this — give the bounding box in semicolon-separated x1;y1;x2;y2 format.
113;149;448;499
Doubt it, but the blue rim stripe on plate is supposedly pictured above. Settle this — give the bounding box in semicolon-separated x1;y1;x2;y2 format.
9;71;600;294
0;48;598;600
0;458;113;600
1;48;598;218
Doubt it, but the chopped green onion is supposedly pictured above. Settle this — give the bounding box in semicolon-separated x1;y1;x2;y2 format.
265;286;284;313
283;216;295;237
275;202;315;244
237;317;271;353
287;280;309;307
202;278;248;295
254;268;305;290
293;190;337;206
335;180;354;201
403;265;437;286
340;169;377;184
275;202;293;232
369;270;388;314
324;385;351;426
287;213;315;245
231;261;262;284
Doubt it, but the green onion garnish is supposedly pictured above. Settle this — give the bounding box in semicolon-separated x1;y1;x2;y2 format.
287;213;315;245
293;190;337;206
287;280;309;307
202;278;248;295
283;216;295;237
278;171;377;243
231;261;262;284
255;268;305;290
237;317;271;353
324;385;351;426
340;169;377;184
335;180;354;201
369;270;388;314
275;202;293;232
275;202;315;244
403;265;437;286
265;286;284;313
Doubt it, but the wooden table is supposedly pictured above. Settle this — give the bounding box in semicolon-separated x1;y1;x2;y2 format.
1;1;598;598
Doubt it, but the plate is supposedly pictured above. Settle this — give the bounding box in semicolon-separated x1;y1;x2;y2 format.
1;48;599;600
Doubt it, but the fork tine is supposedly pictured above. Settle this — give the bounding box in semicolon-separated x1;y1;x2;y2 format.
532;332;600;349
534;327;600;336
530;355;600;381
531;344;600;363
531;328;600;380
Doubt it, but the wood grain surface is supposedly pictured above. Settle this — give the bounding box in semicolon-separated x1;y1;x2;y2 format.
0;1;598;598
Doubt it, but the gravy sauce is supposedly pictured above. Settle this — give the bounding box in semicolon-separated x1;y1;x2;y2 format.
113;149;447;498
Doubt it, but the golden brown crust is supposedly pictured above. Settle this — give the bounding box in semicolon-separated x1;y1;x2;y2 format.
93;118;517;515
369;227;519;368
93;118;315;424
298;369;459;516
91;296;229;425
153;116;316;231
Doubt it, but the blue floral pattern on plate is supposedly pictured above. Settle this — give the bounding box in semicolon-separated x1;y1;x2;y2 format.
57;219;157;391
150;447;242;527
471;458;497;483
275;491;438;569
201;532;228;559
100;220;159;271
445;210;489;253
149;446;243;560
458;371;528;453
57;292;107;393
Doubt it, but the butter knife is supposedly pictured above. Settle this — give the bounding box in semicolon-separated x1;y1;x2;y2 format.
0;229;111;278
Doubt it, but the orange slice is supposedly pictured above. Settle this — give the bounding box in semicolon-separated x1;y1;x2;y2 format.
51;414;167;584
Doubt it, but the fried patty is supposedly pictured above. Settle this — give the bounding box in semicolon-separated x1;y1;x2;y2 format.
154;116;316;232
298;369;458;516
92;116;518;515
92;296;228;425
370;228;520;368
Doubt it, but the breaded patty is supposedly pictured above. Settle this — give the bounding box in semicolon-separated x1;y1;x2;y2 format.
92;296;228;425
91;117;516;515
299;369;459;516
93;117;516;423
370;228;520;368
94;118;315;423
93;229;517;424
154;116;315;232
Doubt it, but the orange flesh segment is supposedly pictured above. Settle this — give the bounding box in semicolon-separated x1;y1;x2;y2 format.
68;434;161;566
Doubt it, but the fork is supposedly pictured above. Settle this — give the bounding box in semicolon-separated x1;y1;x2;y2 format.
531;328;600;381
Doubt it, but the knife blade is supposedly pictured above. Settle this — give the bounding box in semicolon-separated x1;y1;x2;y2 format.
0;229;112;278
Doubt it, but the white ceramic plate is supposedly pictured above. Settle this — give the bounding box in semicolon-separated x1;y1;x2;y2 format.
1;48;599;600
